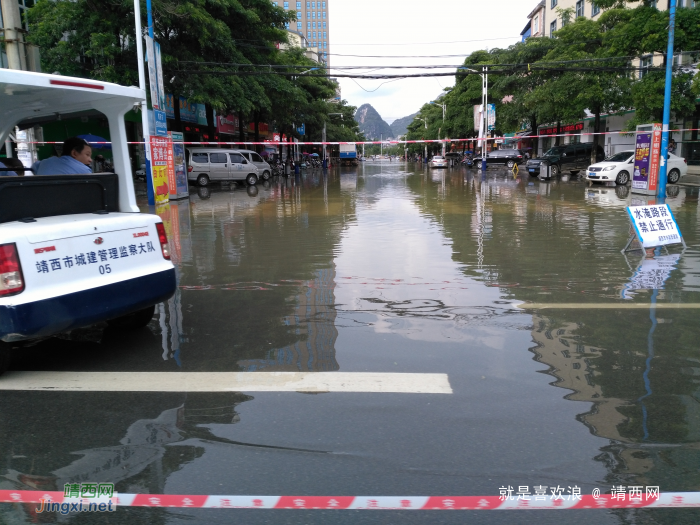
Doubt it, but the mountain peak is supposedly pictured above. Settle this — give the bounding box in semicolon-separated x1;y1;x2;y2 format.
355;104;393;140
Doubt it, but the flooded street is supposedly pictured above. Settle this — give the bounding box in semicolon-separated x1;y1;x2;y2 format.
2;161;700;524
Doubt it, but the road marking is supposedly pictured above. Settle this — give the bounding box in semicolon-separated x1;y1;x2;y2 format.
517;303;700;310
0;372;452;394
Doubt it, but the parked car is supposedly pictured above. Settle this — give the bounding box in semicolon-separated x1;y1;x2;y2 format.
473;149;525;168
586;150;688;185
429;156;448;169
186;148;260;187
237;149;272;180
526;143;605;177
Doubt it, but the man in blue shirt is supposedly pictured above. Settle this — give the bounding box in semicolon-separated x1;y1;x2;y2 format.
35;137;93;175
0;161;17;177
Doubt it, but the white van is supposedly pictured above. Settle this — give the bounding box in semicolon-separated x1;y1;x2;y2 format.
186;148;260;187
0;69;177;374
237;149;272;180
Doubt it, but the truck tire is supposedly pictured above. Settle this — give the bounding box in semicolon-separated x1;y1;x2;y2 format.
246;173;258;186
107;305;156;330
197;174;210;187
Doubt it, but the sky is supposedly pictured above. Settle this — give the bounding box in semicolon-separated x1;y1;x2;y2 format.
329;0;530;124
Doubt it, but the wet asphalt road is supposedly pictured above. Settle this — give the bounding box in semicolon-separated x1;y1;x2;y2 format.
1;161;700;524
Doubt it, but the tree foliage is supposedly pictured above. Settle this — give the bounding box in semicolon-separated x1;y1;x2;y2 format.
25;0;362;142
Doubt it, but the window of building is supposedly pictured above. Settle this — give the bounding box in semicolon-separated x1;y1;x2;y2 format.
550;0;557;7
592;2;600;16
313;31;316;38
323;22;327;28
313;21;316;28
550;20;557;35
307;22;311;28
323;11;326;18
322;1;326;7
323;31;327;38
297;22;302;28
307;31;311;37
285;22;290;29
307;1;310;7
312;1;315;7
575;0;584;17
283;1;289;8
272;1;277;5
297;1;302;7
533;14;539;34
639;55;653;79
324;41;327;48
312;11;316;18
297;11;301;18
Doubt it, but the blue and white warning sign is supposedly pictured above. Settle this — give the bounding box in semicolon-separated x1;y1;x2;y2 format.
626;204;683;248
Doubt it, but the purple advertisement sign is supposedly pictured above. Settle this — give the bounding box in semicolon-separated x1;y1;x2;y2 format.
632;133;651;190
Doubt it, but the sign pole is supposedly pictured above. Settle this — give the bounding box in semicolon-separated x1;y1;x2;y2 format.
134;0;155;205
657;1;677;201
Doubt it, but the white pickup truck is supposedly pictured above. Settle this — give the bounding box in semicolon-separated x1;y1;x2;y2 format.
0;69;177;374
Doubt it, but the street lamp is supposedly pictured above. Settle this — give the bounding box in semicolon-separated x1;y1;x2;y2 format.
417;117;428;161
430;101;447;156
324;112;343;165
459;66;488;172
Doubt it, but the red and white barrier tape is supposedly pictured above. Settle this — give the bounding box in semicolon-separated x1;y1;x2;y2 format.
15;127;700;147
2;490;700;510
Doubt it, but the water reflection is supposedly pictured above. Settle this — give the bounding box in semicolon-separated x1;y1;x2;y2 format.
408;167;700;494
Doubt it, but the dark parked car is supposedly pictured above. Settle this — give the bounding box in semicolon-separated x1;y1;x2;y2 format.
473;149;525;168
526;143;605;177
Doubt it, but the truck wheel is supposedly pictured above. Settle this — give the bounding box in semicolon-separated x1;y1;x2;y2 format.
246;173;258;186
107;305;156;330
261;170;271;181
197;174;210;187
668;169;680;184
550;165;560;177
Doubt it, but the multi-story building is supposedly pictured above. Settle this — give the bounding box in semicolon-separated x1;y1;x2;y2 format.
521;0;700;172
273;0;330;67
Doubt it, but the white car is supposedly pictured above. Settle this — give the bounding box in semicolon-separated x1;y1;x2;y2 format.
586;150;687;185
429;156;448;169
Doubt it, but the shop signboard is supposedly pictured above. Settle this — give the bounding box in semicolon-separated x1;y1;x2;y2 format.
217;114;237;135
149;136;173;204
632;123;661;195
197;104;209;126
168;131;189;200
179;97;197;123
538;122;584;136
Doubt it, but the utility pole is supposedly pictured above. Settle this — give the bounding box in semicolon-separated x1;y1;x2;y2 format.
657;0;677;200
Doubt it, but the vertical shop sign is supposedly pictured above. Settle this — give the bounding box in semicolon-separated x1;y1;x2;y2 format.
149;136;172;204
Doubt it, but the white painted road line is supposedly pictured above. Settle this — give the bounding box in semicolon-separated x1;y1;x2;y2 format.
0;372;453;394
517;303;700;310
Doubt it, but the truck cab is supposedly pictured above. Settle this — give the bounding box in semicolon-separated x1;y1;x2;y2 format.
0;69;177;374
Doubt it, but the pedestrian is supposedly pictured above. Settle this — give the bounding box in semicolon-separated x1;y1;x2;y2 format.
669;139;677;155
35;137;92;175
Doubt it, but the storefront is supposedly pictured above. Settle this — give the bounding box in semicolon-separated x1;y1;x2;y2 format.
537;122;584;154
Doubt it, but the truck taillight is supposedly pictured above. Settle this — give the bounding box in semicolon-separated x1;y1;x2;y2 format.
155;223;171;260
188;166;193;172
0;243;24;296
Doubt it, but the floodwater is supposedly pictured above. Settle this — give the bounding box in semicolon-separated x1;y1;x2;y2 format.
1;161;700;524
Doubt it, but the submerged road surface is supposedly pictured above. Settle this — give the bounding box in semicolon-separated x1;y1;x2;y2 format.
2;161;700;524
